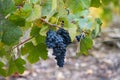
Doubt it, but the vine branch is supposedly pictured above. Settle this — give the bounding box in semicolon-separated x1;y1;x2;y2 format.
40;18;61;28
10;37;34;51
9;18;61;51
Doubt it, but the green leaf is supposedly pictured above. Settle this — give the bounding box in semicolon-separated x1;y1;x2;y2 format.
90;0;101;7
0;48;6;57
0;24;3;41
36;43;48;60
65;0;90;14
39;25;49;36
95;18;102;26
30;26;41;37
30;26;45;44
35;35;45;44
79;0;91;9
7;58;26;75
8;14;25;26
14;58;26;74
56;0;67;17
101;0;110;5
0;62;6;76
79;37;93;55
2;26;22;45
27;42;48;63
65;0;82;13
41;0;52;16
0;0;16;15
22;42;48;63
78;17;93;29
67;23;77;41
26;5;41;22
23;2;32;12
30;0;41;4
0;19;22;45
14;0;25;6
21;42;34;55
92;18;102;38
52;0;57;11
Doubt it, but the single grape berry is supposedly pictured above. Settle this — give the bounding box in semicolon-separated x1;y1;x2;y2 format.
76;35;81;41
76;33;85;41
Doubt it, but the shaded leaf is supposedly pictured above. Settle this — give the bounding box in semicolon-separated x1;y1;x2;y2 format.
90;0;101;7
0;19;22;45
0;0;16;15
21;42;48;63
7;58;26;75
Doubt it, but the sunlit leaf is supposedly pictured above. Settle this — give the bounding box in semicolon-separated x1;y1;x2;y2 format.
26;5;41;22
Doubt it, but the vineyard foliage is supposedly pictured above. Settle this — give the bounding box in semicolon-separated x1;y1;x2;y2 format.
0;0;118;76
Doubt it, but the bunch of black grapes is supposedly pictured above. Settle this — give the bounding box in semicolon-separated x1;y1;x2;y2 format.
46;28;71;67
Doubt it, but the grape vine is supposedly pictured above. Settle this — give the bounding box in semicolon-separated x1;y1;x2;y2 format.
0;0;104;76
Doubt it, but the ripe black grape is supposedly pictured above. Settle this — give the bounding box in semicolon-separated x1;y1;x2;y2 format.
76;35;81;41
76;33;85;41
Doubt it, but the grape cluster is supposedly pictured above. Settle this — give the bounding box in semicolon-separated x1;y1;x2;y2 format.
46;28;71;67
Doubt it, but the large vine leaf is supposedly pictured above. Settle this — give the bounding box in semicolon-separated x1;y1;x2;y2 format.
78;37;93;56
0;19;22;45
0;0;16;15
21;42;48;63
7;58;26;75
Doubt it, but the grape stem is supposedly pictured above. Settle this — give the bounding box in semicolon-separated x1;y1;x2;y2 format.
8;37;34;52
40;18;61;28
